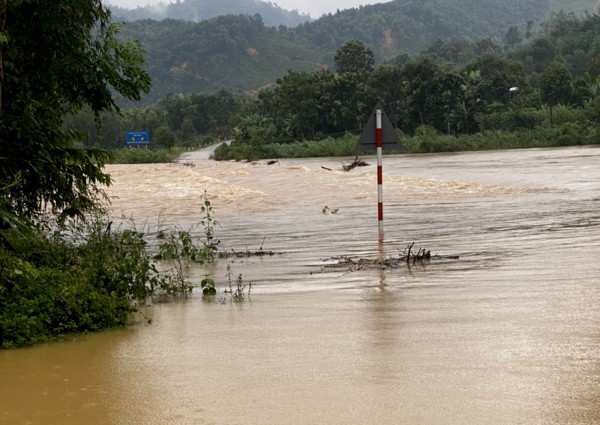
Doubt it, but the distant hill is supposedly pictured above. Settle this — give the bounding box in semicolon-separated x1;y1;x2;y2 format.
548;0;598;15
296;0;549;60
109;0;311;27
116;0;599;105
117;14;326;104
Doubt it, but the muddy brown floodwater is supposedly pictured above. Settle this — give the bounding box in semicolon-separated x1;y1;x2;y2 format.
1;146;599;425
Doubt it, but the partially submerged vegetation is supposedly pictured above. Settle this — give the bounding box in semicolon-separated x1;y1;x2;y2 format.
213;115;598;161
0;193;224;348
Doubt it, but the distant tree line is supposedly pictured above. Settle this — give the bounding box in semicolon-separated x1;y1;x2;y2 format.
65;12;600;155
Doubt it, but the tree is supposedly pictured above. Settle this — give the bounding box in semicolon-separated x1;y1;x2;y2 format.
153;125;177;149
334;39;375;74
369;64;405;126
0;0;6;114
464;55;527;105
399;58;466;133
274;70;334;138
0;0;150;219
524;38;556;72
504;25;523;49
161;94;192;137
540;61;573;125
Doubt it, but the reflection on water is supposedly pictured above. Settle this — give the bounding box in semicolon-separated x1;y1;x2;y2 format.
1;146;599;424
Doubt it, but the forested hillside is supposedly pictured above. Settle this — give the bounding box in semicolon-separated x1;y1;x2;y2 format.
296;0;548;56
549;0;598;15
116;0;598;104
118;15;326;103
109;0;310;27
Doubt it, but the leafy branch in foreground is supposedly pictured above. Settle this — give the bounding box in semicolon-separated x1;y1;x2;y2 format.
155;191;220;263
1;1;150;221
150;191;222;298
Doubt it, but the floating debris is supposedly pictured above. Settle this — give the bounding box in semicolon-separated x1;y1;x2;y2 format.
321;156;369;172
324;242;459;271
229;248;280;258
228;237;284;258
341;156;369;172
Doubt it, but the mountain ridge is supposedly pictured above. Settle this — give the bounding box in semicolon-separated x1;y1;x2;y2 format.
114;0;598;104
109;0;311;27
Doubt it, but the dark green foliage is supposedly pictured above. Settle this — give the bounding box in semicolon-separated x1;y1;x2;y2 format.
201;277;216;296
0;197;224;348
0;0;150;220
540;61;575;124
212;134;355;160
153;126;178;149
401;121;597;153
334;40;375;74
548;0;596;16
63;90;239;150
464;55;528;104
0;222;150;348
477;108;546;131
213;141;267;162
505;25;525;48
0;261;131;348
422;38;502;67
110;148;179;164
513;11;600;77
214;118;599;160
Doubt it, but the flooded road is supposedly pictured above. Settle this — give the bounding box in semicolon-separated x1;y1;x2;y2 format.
1;146;599;424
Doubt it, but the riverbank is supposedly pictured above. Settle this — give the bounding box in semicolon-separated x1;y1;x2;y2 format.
212;123;599;161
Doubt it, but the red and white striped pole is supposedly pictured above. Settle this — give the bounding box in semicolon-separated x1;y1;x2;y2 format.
376;108;384;241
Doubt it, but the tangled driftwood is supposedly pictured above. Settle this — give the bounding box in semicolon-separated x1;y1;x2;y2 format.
342;156;369;172
230;247;278;258
228;237;283;258
321;156;370;172
325;243;459;271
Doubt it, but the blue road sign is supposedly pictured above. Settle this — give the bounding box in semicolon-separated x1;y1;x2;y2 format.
126;131;150;146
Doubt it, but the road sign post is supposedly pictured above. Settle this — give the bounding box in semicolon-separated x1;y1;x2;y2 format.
355;103;402;242
376;109;383;239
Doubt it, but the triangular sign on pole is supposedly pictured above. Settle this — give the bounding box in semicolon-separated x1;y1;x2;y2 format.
355;103;402;152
